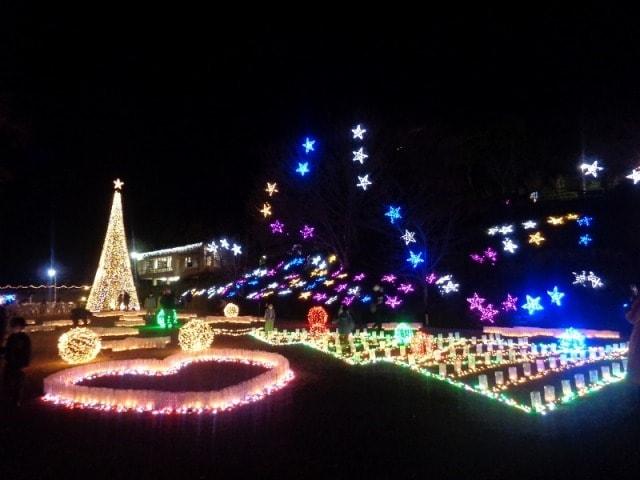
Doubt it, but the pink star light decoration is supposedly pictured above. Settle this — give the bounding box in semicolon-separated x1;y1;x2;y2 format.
479;304;499;323
385;295;402;309
501;294;518;312
466;293;486;311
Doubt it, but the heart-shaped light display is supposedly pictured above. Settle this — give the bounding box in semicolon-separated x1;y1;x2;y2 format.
43;348;293;414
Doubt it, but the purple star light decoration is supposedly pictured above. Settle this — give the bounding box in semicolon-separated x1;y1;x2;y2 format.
270;220;285;234
300;225;315;239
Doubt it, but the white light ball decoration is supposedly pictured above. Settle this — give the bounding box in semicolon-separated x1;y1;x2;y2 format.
58;328;102;364
223;302;239;318
178;319;215;352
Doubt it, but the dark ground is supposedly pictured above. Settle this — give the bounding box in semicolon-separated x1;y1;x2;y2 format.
1;331;639;480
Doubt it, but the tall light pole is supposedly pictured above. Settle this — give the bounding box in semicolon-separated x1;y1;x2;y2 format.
48;268;57;303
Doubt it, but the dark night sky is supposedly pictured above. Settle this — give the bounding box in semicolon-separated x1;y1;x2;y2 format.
2;6;640;283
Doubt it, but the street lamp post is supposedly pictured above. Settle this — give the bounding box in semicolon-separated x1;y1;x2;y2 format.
47;268;57;303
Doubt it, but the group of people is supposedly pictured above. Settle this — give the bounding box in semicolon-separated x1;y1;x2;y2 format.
0;305;31;408
117;290;132;311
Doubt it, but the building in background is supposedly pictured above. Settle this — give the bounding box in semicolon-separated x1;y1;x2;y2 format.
133;242;215;285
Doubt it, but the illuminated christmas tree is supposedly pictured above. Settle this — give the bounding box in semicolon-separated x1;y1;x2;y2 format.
86;179;140;312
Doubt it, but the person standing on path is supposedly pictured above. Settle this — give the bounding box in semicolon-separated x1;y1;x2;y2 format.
264;303;276;333
1;317;31;408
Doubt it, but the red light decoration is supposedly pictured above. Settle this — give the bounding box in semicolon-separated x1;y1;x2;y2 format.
307;306;328;336
410;331;431;356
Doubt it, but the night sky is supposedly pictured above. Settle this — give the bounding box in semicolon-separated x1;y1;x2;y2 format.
2;6;640;283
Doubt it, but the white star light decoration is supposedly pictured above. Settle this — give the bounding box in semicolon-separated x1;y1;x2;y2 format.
352;124;366;140
220;239;230;249
579;160;604;178
265;182;279;197
502;238;518;253
522;220;537;230
400;230;416;245
572;271;604;289
231;244;242;256
436;275;459;295
487;226;500;236
498;225;514;235
206;241;218;254
352;147;368;164
356;175;372;190
113;178;124;190
626;168;640;184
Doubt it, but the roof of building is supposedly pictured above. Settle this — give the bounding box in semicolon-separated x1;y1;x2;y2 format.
135;242;204;260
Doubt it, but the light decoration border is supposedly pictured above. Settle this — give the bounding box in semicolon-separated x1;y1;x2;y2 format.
43;349;293;414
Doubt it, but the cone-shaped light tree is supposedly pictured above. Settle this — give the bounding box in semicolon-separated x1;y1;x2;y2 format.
86;179;140;312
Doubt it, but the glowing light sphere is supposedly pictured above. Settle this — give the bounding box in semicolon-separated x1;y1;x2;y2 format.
223;303;240;318
58;328;102;364
394;323;414;345
178;319;215;352
307;306;329;336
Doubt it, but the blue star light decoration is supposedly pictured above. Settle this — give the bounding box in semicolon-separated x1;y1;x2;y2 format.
521;295;544;315
385;206;402;224
302;137;316;153
406;250;425;269
577;216;593;227
296;162;310;176
579;234;592;246
547;286;565;306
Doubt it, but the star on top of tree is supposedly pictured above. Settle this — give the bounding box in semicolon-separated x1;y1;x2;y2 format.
113;178;124;190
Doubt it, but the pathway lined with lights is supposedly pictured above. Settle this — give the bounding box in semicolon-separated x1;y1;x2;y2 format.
251;327;628;415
